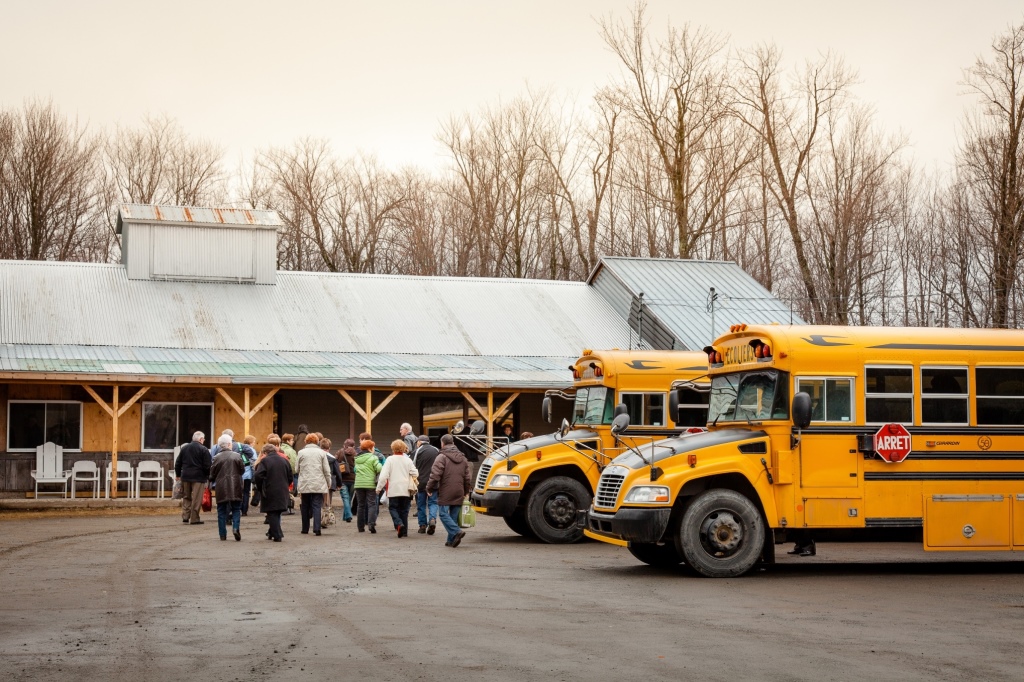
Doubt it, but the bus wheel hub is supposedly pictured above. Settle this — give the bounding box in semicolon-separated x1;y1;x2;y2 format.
701;511;742;552
544;494;575;528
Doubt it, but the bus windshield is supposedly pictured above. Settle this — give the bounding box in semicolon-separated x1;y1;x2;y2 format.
573;386;614;425
708;370;789;423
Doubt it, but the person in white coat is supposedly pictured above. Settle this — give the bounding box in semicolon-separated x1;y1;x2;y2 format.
376;440;417;537
296;433;332;536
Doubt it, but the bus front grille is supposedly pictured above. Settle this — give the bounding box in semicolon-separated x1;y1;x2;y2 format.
594;474;625;509
475;461;492;492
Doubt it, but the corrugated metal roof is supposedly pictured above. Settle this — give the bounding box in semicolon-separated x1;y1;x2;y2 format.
0;259;635;361
0;344;574;388
588;257;803;351
116;204;282;233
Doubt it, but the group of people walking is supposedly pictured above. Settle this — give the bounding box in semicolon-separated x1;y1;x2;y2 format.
173;422;474;548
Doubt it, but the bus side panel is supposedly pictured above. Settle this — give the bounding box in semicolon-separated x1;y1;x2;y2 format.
1014;494;1024;548
923;494;1012;550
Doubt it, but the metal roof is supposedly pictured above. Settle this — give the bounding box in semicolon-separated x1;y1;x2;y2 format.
0;261;632;356
587;257;803;351
0;260;636;387
116;204;282;233
0;344;571;389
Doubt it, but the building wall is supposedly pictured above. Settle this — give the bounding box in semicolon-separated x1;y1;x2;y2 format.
0;383;278;493
0;382;568;493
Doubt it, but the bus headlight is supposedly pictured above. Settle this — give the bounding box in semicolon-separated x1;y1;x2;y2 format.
624;486;671;504
490;474;521;488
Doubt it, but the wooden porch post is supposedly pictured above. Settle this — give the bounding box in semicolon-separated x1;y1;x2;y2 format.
82;384;149;499
111;386;119;499
338;389;400;438
365;391;372;434
243;388;250;437
487;391;494;451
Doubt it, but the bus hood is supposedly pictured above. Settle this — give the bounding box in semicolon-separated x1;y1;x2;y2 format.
611;428;767;469
491;429;600;460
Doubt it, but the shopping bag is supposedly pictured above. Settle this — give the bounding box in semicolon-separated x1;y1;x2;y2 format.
459;499;476;528
201;486;212;512
171;479;183;500
321;504;336;527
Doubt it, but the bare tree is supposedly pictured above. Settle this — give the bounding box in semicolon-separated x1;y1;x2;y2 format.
734;45;856;322
105;114;226;205
601;4;750;259
0;100;104;261
803;106;906;324
958;21;1024;327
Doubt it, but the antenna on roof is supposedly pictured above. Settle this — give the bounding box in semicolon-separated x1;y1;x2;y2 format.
707;287;718;341
638;292;644;350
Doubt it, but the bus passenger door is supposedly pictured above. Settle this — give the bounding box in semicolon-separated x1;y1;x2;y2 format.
796;377;863;527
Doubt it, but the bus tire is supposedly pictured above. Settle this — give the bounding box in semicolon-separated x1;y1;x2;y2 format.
525;476;591;544
676;489;764;578
627;542;684;569
503;509;535;538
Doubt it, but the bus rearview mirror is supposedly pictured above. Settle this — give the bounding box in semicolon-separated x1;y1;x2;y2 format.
541;396;553;424
668;390;680;423
792;392;812;430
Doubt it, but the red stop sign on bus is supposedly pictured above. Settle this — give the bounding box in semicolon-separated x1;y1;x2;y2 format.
873;423;912;463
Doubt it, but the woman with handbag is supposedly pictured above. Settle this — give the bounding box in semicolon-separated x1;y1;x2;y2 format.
375;440;417;538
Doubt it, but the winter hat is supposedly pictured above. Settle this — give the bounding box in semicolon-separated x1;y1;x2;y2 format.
416;434;430;443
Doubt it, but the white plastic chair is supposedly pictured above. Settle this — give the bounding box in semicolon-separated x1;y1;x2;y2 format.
31;442;71;498
105;460;134;498
135;460;165;498
70;460;101;499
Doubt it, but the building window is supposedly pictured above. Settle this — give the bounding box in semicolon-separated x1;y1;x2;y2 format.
976;367;1024;425
796;378;853;423
142;402;214;451
7;401;83;451
620;392;666;426
921;367;968;424
865;366;913;423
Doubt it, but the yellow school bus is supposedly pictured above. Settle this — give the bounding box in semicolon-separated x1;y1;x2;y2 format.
470;349;709;543
584;324;1024;576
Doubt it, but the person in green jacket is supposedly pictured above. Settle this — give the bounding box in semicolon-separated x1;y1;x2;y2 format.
354;438;383;533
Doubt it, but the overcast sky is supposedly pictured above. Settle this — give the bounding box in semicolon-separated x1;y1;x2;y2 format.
2;1;1021;174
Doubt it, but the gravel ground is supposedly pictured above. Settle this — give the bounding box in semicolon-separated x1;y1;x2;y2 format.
1;507;1022;681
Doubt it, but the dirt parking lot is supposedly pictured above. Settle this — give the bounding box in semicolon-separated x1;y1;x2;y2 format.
1;507;1022;682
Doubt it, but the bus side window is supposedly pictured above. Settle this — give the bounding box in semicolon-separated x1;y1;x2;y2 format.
676;387;710;427
865;367;913;423
976;367;1024;425
922;367;968;424
797;379;826;421
796;378;852;423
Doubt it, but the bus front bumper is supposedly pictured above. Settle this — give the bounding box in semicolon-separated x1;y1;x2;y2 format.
582;507;673;545
470;490;520;517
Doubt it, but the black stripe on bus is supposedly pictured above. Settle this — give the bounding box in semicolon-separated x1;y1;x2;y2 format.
909;452;1024;460
800;426;1024;436
864;472;1024;481
869;343;1024;352
621;428;681;437
865;517;923;528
